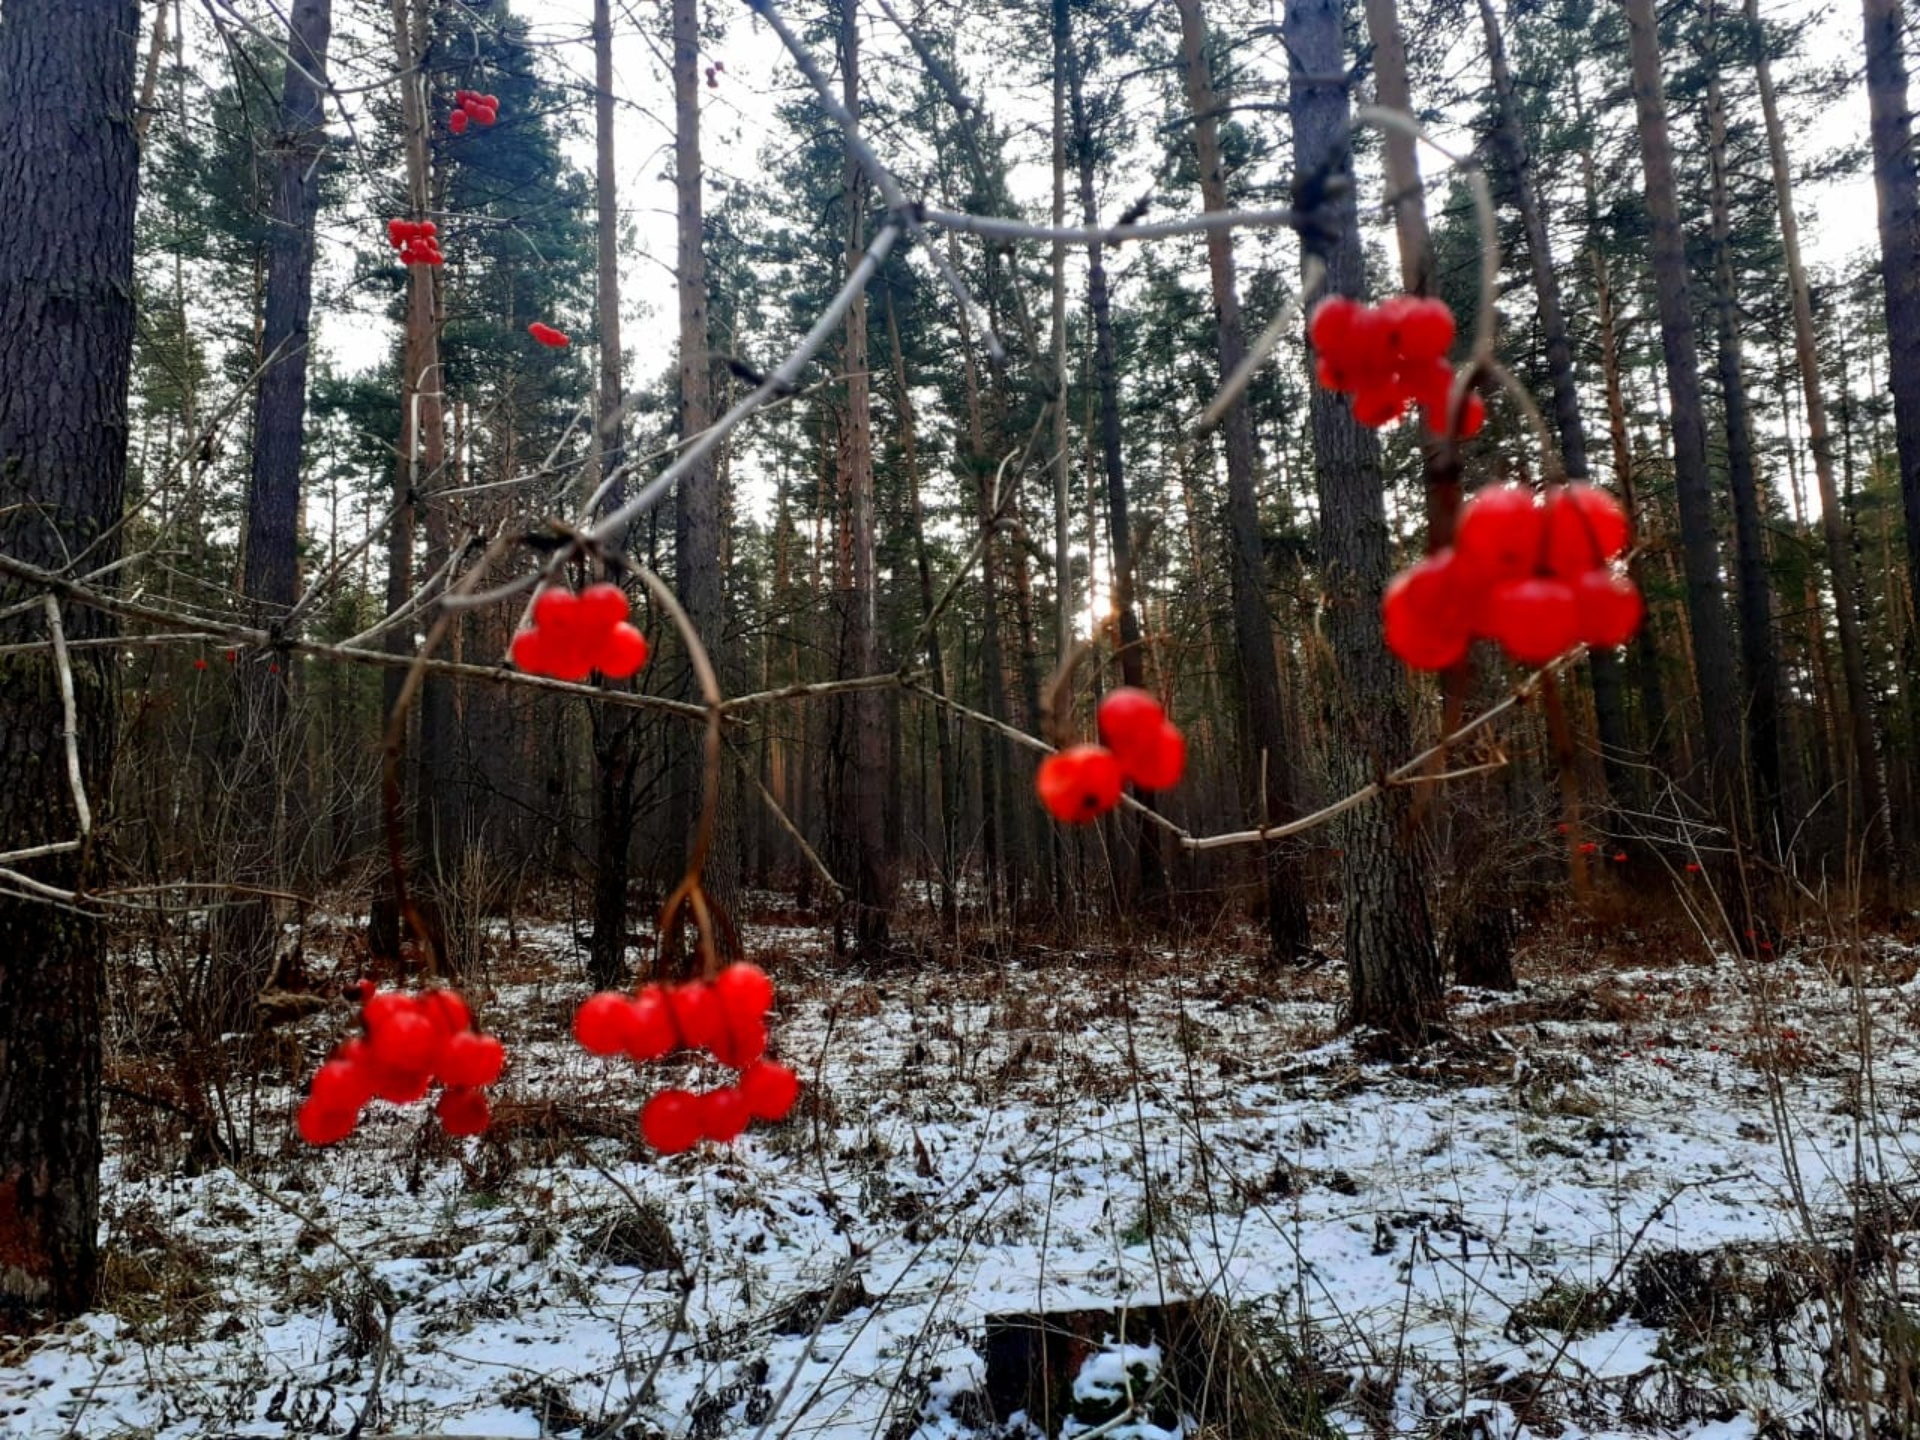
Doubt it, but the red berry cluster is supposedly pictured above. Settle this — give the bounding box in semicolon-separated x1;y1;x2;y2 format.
1382;482;1643;670
298;982;507;1145
1035;687;1187;824
387;218;444;268
528;322;571;349
449;90;498;135
1309;295;1484;438
573;962;801;1153
509;582;650;682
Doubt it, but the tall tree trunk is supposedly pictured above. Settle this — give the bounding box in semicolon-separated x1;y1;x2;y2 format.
1622;0;1746;836
1477;0;1632;807
386;0;446;873
1173;0;1311;961
220;0;333;1026
1286;0;1444;1045
834;0;892;956
1702;9;1785;843
0;0;140;1316
1049;0;1072;664
1064;20;1164;903
1865;0;1920;643
588;0;638;990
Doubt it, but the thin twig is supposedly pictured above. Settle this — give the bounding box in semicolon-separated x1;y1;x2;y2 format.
43;596;91;837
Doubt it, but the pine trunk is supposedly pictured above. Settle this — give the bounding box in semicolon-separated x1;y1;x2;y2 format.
1173;0;1311;961
0;0;140;1316
1287;0;1444;1044
1622;0;1746;833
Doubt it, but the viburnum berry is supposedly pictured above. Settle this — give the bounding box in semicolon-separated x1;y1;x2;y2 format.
625;987;678;1061
699;1087;751;1143
369;1064;433;1105
1127;722;1187;792
575;991;639;1055
297;1098;359;1147
368;1003;443;1074
528;322;570;348
436;1087;491;1137
1543;483;1630;578
1309;293;1480;436
1381;551;1474;672
640;1089;704;1154
438;1031;506;1088
714;962;774;1024
1485;577;1581;665
1035;745;1124;824
1573;569;1643;648
1097;687;1162;761
1454;484;1544;584
740;1060;801;1121
449;108;469;135
666;981;725;1051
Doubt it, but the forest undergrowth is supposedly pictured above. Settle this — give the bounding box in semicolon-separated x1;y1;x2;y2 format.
4;891;1918;1440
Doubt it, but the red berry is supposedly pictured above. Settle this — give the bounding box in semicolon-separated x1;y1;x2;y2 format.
1454;485;1544;584
1345;306;1397;381
575;991;638;1055
714;962;774;1023
1485;577;1581;665
530;321;569;347
1574;570;1644;648
1382;550;1476;671
436;1087;491;1137
510;626;555;676
309;1058;374;1115
1543;484;1630;577
699;1087;751;1143
625;989;678;1061
578;581;628;631
361;989;412;1033
1096;687;1164;769
368;1064;433;1105
1457;392;1487;439
1613;851;1628;863
297;1098;358;1146
533;586;584;635
419;988;472;1036
193;658;208;671
640;1089;704;1153
596;622;650;679
666;982;725;1050
711;1014;768;1069
1314;355;1354;393
1308;296;1360;358
1395;297;1456;363
438;1031;506;1088
1350;383;1407;429
449;108;469;135
1127;721;1186;792
480;93;499;109
368;1007;442;1074
473;105;496;126
1035;745;1124;824
740;1060;800;1121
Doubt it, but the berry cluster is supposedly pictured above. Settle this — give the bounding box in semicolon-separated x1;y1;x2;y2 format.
1309;295;1484;438
528;322;571;349
573;962;801;1153
1035;687;1187;824
509;582;650;682
1382;482;1642;670
387;218;444;268
449;90;499;134
298;982;507;1145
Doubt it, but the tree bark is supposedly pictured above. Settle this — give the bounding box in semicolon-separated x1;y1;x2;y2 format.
1286;0;1444;1045
1702;7;1785;839
588;0;637;991
1622;0;1746;833
1173;0;1310;961
0;0;141;1316
1864;0;1920;647
834;0;892;956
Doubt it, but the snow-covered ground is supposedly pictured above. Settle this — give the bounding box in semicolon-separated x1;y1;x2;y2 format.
6;912;1918;1440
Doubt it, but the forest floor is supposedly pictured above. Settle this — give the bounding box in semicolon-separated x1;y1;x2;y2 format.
5;897;1920;1440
